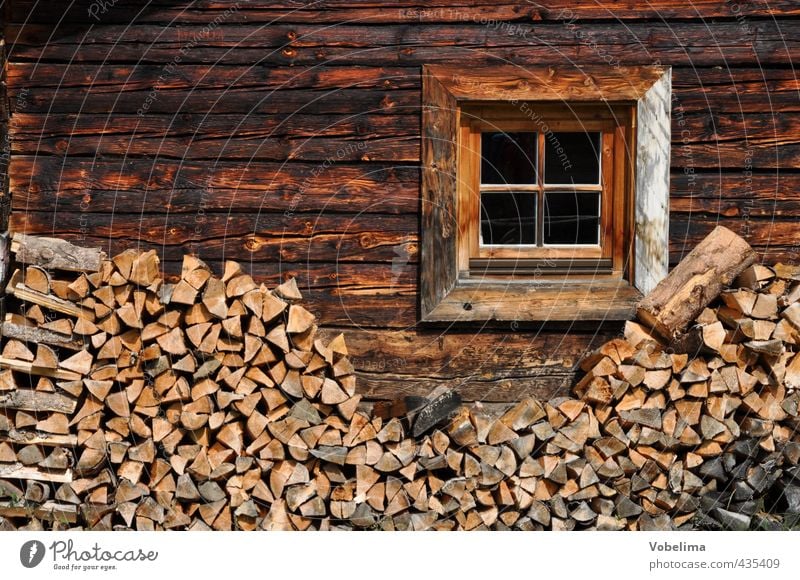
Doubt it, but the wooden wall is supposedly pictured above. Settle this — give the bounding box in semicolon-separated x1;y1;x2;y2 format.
3;1;800;401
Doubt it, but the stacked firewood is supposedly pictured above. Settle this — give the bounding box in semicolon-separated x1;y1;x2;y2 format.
1;228;799;531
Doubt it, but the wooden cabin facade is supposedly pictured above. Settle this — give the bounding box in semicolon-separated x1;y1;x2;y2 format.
1;1;799;404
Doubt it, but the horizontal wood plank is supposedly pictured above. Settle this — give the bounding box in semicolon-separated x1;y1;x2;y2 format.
10;158;420;214
11;113;795;167
9;0;800;24
671;171;800;199
318;326;621;401
425;281;642;322
10;211;418;263
7;67;798;115
7;87;419;116
6;22;799;66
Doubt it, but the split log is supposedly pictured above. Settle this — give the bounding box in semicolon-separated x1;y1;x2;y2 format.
11;233;105;272
637;226;757;339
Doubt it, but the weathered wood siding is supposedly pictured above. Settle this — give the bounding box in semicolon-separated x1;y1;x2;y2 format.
3;1;800;400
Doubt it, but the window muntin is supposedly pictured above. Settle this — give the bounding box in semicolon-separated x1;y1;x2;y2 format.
459;104;630;275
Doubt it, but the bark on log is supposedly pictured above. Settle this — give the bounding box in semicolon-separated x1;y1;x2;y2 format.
636;226;757;339
11;233;106;272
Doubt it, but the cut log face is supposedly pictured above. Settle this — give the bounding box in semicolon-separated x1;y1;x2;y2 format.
1;234;799;532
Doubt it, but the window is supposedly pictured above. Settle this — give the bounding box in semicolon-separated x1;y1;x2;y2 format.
421;65;671;322
459;104;631;277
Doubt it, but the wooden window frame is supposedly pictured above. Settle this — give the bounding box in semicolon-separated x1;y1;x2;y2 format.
458;104;632;277
420;65;672;322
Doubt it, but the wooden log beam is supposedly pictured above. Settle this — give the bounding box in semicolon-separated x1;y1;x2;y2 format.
637;225;758;340
5;22;799;66
7;0;800;25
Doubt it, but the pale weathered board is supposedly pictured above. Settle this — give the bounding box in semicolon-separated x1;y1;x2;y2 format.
634;68;672;296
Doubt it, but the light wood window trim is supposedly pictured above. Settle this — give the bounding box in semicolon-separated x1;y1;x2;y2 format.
420;65;671;323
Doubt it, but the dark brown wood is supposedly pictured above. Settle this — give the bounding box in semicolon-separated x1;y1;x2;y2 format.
5;86;419;116
11;158;419;215
8;67;799;116
7;22;799;66
5;63;418;92
9;110;794;168
9;0;800;25
638;226;758;340
419;65;458;319
9;113;419;161
11;212;417;264
412;389;462;436
318;327;618;401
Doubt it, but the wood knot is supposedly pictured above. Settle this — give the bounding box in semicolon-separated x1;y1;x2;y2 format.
40;248;55;261
243;237;260;252
359;233;377;248
286;31;297;41
282;48;296;58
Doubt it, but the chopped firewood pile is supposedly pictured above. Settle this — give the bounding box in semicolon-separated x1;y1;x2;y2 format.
1;227;800;531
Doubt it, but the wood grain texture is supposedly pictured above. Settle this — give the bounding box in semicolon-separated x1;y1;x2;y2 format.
4;1;800;397
638;225;757;339
425;281;642;322
11;233;105;272
419;66;458;319
11;158;419;215
11;211;418;264
9;0;800;24
6;21;799;66
7;66;798;114
634;68;671;295
0;390;77;414
431;64;666;102
153;260;417;329
318;326;620;401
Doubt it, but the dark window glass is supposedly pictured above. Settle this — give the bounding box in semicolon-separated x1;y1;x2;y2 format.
543;191;600;245
544;132;601;184
480;192;536;245
481;132;537;185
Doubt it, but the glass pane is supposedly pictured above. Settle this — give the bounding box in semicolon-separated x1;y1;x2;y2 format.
544;132;601;184
480;192;536;245
543;191;600;245
481;132;537;185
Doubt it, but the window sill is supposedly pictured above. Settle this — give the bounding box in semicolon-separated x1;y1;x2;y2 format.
422;279;642;323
